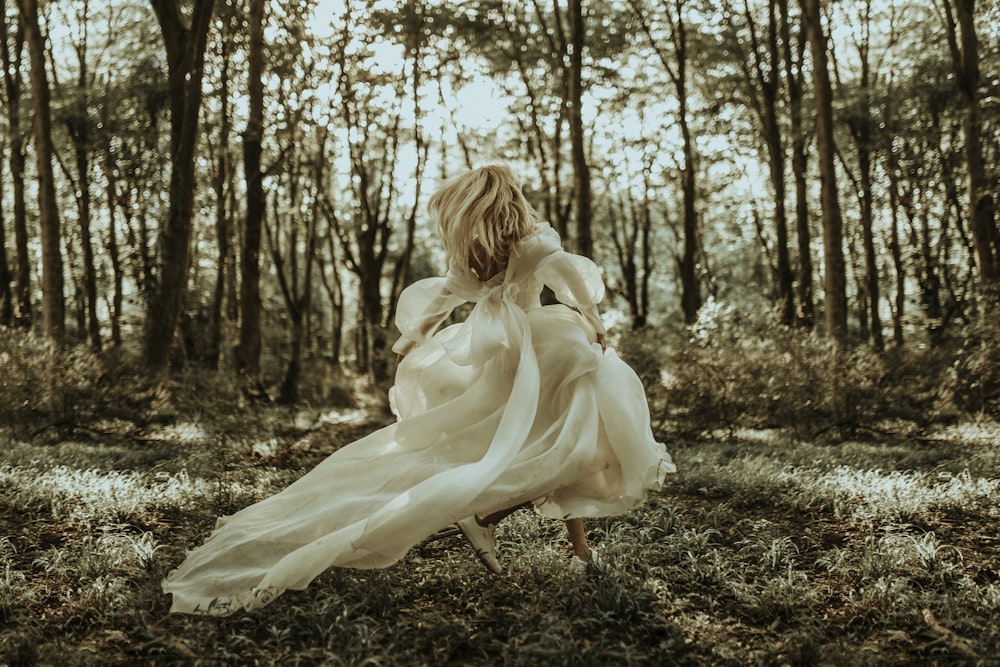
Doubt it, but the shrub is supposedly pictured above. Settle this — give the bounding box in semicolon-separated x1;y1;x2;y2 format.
0;332;143;440
634;299;958;439
614;324;681;431
944;319;1000;416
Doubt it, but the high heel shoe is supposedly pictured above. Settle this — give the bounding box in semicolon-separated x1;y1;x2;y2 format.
456;517;502;574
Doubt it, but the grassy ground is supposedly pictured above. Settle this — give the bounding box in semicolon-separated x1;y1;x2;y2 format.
1;410;998;666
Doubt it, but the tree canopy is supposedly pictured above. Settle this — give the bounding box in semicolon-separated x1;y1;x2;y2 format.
0;0;997;399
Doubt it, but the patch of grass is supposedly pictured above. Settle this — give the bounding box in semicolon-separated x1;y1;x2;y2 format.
1;412;998;665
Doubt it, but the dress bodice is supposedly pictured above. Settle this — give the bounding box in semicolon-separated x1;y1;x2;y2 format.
392;223;606;359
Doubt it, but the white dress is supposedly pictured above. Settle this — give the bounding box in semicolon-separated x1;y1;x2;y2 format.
162;223;674;615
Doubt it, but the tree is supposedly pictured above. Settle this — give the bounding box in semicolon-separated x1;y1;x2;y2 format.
799;0;847;344
205;6;238;370
100;88;166;342
883;93;905;346
19;0;64;342
237;0;265;392
142;0;214;377
495;0;573;238
723;0;795;326
324;6;418;382
778;0;815;328
107;57;167;306
267;147;321;404
445;1;574;239
100;95;124;346
893;97;966;344
840;0;883;349
607;154;656;329
0;155;11;325
631;0;702;324
385;0;430;322
937;0;1000;309
0;0;31;328
567;0;592;257
62;0;102;349
316;223;345;366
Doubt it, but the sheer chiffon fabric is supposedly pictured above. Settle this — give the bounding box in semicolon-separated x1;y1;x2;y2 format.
162;223;674;615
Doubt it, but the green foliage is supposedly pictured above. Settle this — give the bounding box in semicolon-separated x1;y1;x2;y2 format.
2;410;999;664
626;301;964;439
944;319;1000;416
0;334;145;441
0;332;365;444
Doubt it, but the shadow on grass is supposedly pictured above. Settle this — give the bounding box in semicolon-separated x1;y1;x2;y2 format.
1;417;998;665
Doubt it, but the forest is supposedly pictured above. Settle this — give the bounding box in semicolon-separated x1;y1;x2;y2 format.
1;0;999;664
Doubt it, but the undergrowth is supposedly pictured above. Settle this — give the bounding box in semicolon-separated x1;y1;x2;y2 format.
620;300;976;439
1;415;998;665
0;315;998;664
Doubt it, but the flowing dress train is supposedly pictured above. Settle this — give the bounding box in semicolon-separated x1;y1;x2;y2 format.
162;223;675;615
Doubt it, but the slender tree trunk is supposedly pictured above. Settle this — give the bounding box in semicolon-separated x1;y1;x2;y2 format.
75;135;101;349
238;0;265;392
278;308;306;404
800;0;847;344
209;30;233;370
632;0;700;323
317;229;344;366
104;143;123;346
357;253;386;379
856;131;882;349
849;4;882;350
918;209;946;345
68;29;101;350
0;16;11;325
610;194;640;326
388;8;425;323
136;109;159;298
567;0;592;258
885;121;905;347
671;1;701;324
640;189;652;327
778;0;814;328
0;155;11;325
142;0;215;377
940;0;1000;309
19;0;64;342
762;6;795;327
678;100;701;323
0;0;31;328
733;0;794;325
10;125;30;328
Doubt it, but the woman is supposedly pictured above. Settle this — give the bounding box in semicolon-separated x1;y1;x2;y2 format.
163;164;673;615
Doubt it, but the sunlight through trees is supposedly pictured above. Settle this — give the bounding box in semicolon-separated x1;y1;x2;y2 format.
0;0;995;395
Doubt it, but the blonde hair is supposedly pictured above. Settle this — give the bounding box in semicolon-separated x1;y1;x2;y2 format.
429;164;539;279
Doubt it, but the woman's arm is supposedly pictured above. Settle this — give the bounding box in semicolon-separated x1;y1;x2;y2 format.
535;250;608;343
392;277;465;356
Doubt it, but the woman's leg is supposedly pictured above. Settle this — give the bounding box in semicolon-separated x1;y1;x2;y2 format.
467;507;591;564
457;503;531;574
564;518;590;560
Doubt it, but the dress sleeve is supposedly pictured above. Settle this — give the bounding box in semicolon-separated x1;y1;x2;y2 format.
535;251;607;337
391;277;466;355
